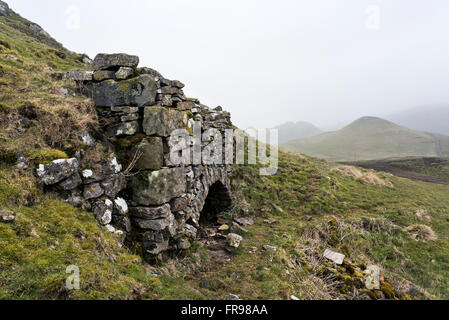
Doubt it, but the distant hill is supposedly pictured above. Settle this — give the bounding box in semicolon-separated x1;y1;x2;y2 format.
283;116;449;161
387;105;449;136
274;121;323;144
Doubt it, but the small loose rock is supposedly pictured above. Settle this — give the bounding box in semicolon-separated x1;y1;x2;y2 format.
234;217;254;226
323;249;345;265
227;233;243;249
80;131;95;147
263;245;278;252
0;209;15;222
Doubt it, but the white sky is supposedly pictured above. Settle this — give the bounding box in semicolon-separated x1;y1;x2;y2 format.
6;0;449;130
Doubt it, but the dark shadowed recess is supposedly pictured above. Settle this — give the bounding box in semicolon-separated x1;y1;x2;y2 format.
199;181;232;225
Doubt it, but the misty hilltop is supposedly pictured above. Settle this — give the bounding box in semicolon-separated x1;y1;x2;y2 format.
283;117;449;162
274;121;323;144
386;105;449;136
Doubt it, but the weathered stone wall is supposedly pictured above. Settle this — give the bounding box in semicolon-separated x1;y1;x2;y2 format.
37;53;234;259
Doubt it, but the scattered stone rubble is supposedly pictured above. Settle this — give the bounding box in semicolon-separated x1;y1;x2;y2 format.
263;245;278;252
323;248;345;265
364;265;381;290
37;53;234;260
295;248;427;300
226;233;243;249
0;209;15;222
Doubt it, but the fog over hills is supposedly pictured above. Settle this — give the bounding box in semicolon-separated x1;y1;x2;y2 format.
274;121;323;144
386;105;449;136
283;117;449;161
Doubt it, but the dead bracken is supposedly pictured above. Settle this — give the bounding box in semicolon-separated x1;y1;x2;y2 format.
405;224;437;242
331;165;393;187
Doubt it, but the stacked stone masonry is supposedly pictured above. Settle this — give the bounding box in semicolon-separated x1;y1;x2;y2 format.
37;53;234;258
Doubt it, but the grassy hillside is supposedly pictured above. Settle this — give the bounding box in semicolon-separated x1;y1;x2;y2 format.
345;157;449;185
275;121;323;144
2;1;449;300
148;150;449;299
0;1;96;158
0;0;163;300
283;117;449;162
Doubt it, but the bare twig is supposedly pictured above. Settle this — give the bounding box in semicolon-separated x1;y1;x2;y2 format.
122;149;143;177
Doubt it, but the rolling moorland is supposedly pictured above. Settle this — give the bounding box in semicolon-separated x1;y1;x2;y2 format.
344;157;449;186
283;116;449;162
2;1;449;300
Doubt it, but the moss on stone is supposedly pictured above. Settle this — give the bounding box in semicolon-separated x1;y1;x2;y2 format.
28;149;68;164
328;217;339;245
380;281;396;299
186;110;194;119
116;77;138;92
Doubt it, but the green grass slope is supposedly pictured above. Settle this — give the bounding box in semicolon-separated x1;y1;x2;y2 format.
150;150;449;299
0;1;164;300
283;117;449;162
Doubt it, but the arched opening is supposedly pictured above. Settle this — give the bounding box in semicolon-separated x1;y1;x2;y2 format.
199;181;232;225
195;180;233;260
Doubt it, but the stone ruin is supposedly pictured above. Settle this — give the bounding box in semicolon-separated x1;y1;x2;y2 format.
37;53;235;259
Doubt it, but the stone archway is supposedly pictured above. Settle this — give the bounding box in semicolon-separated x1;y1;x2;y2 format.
193;171;234;260
36;53;236;260
184;165;232;227
199;180;232;225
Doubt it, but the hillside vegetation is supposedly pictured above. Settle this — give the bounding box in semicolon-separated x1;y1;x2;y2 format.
0;0;162;299
2;1;449;300
284;117;449;162
344;157;449;186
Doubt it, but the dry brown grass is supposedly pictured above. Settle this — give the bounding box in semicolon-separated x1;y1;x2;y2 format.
404;224;437;242
39;101;97;149
331;165;393;188
295;274;335;300
0;98;97;154
357;217;398;234
415;209;431;221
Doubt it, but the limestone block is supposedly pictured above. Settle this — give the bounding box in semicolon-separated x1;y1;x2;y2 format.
323;249;345;265
134;137;164;170
93;75;156;107
107;121;140;137
93;70;116;81
93;53;139;71
143;106;189;137
129;204;171;220
115;67;135;80
36;158;80;185
130;167;187;206
142;230;169;255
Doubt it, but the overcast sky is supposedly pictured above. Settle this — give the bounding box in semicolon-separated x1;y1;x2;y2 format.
7;0;449;130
